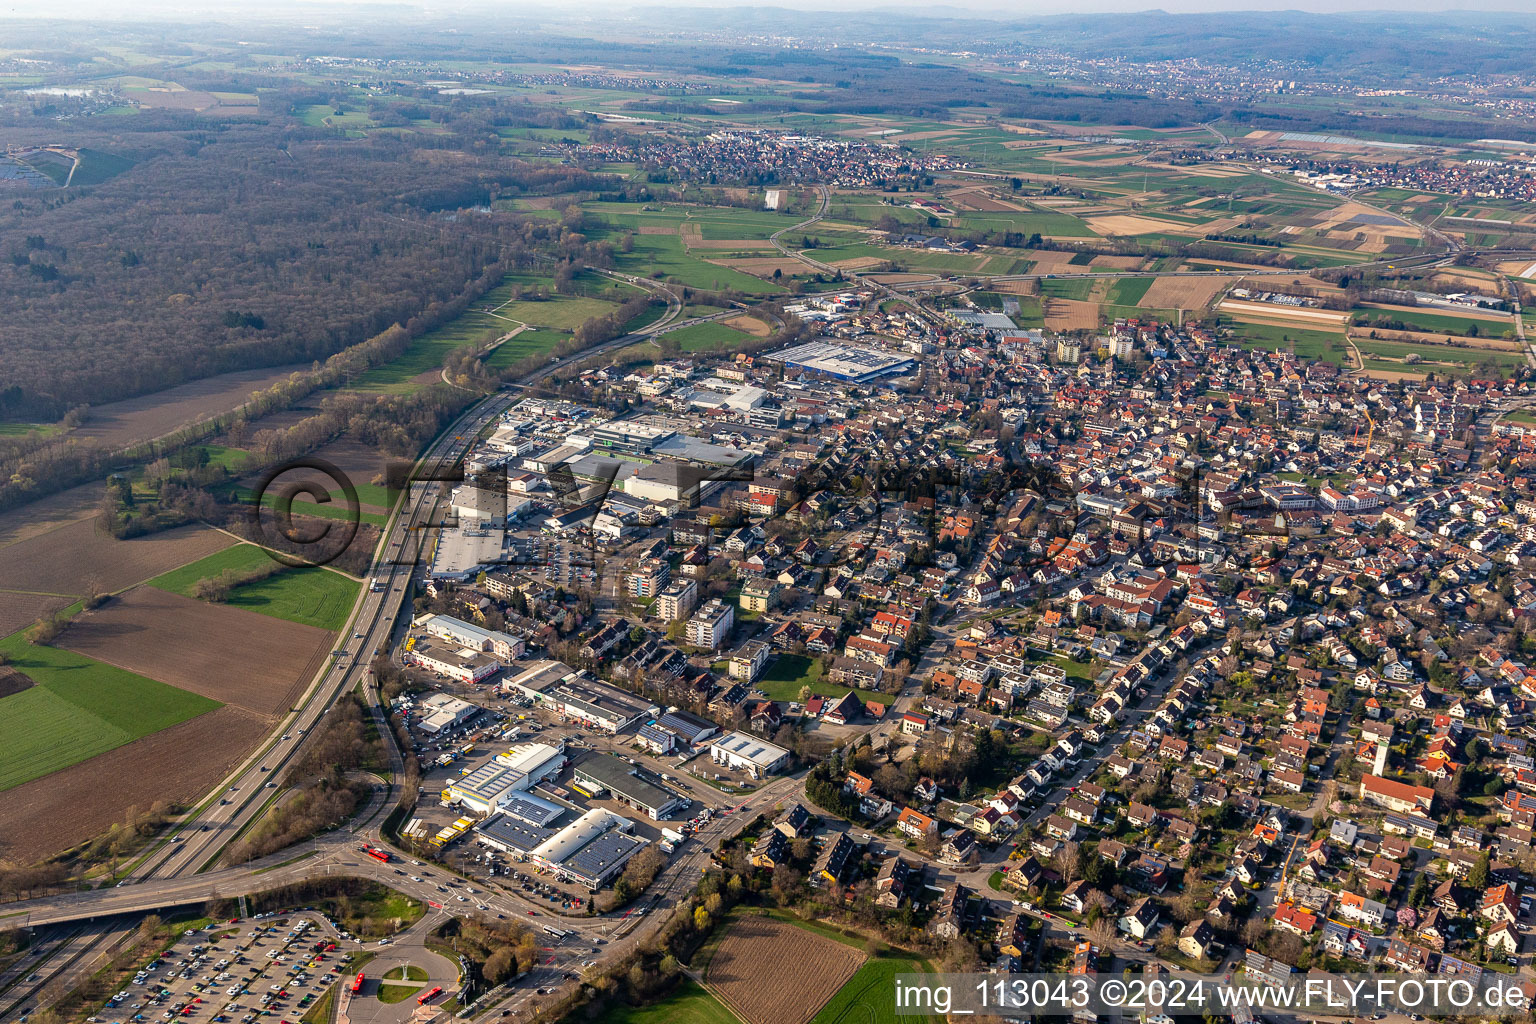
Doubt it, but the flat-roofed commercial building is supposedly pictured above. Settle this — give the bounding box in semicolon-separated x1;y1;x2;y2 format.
768;340;916;384
656;709;720;747
525;807;648;890
500;661;658;733
589;421;675;456
474;813;556;857
496;791;566;827
552;678;657;734
416;614;526;661
562;829;648;890
572;753;688;820
440;742;568;815
501;659;577;698
405;637;502;685
415;692;483;734
710;731;791;779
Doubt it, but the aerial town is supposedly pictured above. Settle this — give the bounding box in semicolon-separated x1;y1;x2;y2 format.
6;8;1536;1024
351;282;1536;1014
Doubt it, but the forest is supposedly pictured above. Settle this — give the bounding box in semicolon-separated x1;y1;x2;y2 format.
0;115;615;419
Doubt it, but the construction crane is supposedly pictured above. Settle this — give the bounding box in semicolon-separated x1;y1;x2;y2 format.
1353;410;1377;452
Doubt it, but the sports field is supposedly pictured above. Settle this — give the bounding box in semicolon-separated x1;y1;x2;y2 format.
148;543;362;632
0;627;220;791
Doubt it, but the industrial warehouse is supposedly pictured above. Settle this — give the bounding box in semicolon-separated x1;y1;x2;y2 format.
572;753;689;820
503;660;658;733
766;340;916;383
473;806;648;891
441;742;568;815
413;692;484;734
404;636;502;684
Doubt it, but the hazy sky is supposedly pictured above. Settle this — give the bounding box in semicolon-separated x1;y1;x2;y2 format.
3;0;1535;20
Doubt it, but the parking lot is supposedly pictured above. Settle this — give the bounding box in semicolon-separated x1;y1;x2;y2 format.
91;912;366;1024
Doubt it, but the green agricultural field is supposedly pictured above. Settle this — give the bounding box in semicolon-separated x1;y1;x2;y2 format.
665;321;754;353
1105;277;1155;306
1351;306;1512;337
584;204;788;293
299;104;376;131
949;210;1098;237
1040;278;1097;301
197;444;252;472
1221;317;1352;364
1354;338;1528;372
810;951;937;1024
232;487;389;527
0;422;58;438
802;241;897;264
1102;304;1180;323
895;250;988;273
624;232;785;293
0;628;221;791
69;147;136;186
148;544;362;632
603;982;737;1024
1008;296;1046;328
625;304;670;332
689;209;804;239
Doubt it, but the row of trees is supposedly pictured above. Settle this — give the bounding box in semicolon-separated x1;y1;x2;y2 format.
222;698;382;865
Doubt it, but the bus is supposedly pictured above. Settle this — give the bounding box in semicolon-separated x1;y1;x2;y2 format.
542;926;569;940
360;845;391;863
351;972;365;993
418;986;443;1005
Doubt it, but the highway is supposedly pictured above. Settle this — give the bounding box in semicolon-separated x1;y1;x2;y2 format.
0;301;743;1021
118;282;718;882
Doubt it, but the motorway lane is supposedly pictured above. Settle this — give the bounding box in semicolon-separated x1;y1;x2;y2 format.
127;302;701;883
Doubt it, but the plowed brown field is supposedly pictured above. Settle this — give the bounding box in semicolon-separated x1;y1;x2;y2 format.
1141;276;1230;310
1044;298;1100;331
705;916;865;1024
56;587;332;717
0;520;235;603
0;705;270;861
0;590;72;641
70;364;308;449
